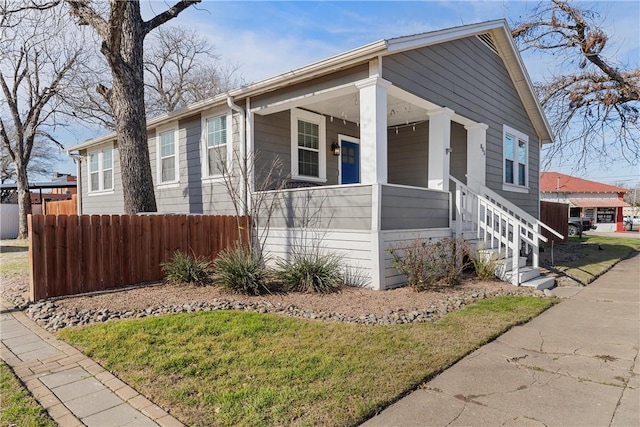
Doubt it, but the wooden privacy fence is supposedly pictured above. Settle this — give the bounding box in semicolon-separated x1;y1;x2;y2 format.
540;201;568;244
43;195;77;215
28;214;251;301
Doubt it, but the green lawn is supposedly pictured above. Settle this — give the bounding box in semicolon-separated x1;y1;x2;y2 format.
0;361;56;427
556;235;640;284
0;239;30;275
59;296;554;427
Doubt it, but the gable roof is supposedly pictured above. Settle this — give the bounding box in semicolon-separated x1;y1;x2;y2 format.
540;172;629;194
68;19;551;151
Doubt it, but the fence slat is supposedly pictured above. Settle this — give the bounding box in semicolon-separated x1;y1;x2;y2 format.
29;215;45;301
111;215;123;288
80;215;91;294
44;215;56;298
540;201;568;244
66;215;80;295
87;215;101;292
141;216;152;281
55;215;67;296
120;216;131;286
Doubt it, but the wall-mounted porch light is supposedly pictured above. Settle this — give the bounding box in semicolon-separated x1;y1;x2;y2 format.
331;141;341;156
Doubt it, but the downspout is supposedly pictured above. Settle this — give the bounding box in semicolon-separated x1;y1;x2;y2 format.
226;96;247;216
67;151;83;215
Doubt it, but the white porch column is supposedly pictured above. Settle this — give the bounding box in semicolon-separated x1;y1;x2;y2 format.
427;107;454;191
356;76;391;185
465;122;488;192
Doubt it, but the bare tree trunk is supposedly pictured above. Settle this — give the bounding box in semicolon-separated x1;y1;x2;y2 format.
16;162;32;239
107;6;156;213
98;3;156;213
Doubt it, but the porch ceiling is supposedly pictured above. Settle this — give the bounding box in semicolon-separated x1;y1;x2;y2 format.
306;93;430;127
252;82;476;128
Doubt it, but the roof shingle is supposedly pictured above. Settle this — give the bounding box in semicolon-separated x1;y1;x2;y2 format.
540;172;629;194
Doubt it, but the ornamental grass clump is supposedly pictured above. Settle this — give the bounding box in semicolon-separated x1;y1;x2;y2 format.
469;248;499;280
388;237;469;291
276;249;343;293
213;244;273;295
162;251;213;286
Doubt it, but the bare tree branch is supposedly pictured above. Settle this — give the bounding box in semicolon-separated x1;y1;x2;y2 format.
143;0;200;35
512;0;639;169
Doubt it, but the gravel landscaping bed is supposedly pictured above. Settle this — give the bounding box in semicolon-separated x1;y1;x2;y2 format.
2;272;549;332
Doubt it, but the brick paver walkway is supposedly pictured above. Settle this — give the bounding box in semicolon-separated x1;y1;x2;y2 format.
0;299;183;427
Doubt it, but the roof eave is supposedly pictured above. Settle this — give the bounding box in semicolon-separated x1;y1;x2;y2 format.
67;40;388;152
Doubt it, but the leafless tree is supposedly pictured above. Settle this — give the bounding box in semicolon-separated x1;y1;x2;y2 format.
622;182;639;208
66;0;200;214
512;0;639;169
0;2;82;238
144;26;243;116
221;145;289;259
65;25;244;129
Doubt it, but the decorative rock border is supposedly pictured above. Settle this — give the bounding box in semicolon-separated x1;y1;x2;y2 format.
24;288;551;332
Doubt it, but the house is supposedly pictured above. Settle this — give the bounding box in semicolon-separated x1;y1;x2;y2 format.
67;19;560;290
540;172;630;232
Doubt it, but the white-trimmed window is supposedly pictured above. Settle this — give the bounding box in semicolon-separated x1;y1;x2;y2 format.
202;113;231;178
156;125;179;185
503;125;528;192
88;146;114;193
290;108;326;182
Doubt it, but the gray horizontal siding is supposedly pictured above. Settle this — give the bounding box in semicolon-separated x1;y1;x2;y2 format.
449;122;467;184
264;185;372;230
253;111;291;190
387;122;429;187
381;185;449;230
382;35;540;217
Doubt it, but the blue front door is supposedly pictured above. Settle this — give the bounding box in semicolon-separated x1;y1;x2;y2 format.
341;139;360;184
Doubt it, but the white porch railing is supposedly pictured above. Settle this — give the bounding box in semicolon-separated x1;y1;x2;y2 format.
450;176;563;285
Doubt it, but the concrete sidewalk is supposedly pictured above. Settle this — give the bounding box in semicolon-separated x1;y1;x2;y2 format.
0;299;183;427
364;252;640;426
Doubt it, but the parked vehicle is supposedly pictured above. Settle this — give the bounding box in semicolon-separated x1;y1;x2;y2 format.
623;215;640;231
568;217;595;236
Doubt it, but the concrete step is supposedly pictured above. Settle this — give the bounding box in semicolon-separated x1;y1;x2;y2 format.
520;275;555;290
502;266;540;283
495;256;527;279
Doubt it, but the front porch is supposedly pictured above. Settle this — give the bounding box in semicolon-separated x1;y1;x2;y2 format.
249;63;558;290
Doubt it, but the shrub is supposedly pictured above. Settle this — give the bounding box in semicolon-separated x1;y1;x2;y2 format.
213;244;273;295
276;249;343;293
388;237;469;291
162;251;212;286
469;248;499;280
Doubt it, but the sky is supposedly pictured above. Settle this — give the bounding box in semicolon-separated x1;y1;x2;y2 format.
51;0;640;187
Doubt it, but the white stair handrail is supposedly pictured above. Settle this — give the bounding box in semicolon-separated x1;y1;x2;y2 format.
466;175;563;240
450;175;566;285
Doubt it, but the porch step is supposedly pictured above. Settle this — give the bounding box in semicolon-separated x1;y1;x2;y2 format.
494;256;527;279
520;275;555;291
502;266;540;283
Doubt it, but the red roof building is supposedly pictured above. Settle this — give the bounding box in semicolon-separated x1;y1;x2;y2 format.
540;172;630;232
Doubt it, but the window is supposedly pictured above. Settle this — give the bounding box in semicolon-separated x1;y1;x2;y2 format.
88;147;114;193
503;125;528;192
290;108;326;182
202;113;230;178
157;125;178;185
